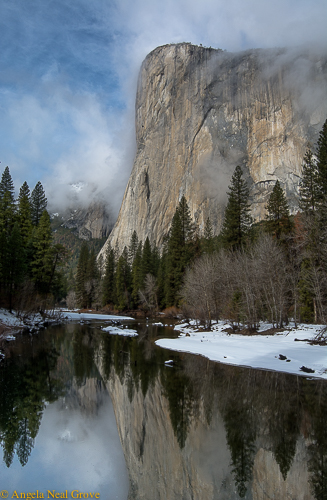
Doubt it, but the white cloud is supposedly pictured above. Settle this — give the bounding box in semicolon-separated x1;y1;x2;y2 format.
0;0;326;217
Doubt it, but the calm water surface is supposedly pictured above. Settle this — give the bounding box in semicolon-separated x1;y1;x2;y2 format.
0;319;326;500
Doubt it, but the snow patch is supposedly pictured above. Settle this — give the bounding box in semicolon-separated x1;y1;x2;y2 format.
102;326;138;337
62;311;134;321
155;321;327;379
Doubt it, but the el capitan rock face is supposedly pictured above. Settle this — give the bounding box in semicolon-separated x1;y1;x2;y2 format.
99;43;327;256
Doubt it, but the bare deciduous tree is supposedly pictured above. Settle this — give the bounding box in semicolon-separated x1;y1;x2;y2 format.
181;254;224;328
139;274;158;316
251;235;291;328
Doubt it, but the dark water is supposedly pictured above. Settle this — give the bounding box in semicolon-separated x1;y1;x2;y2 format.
0;319;326;500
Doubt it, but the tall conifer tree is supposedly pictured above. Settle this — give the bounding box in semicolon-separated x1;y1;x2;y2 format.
141;237;153;282
85;249;99;308
128;230;139;265
164;196;196;306
220;166;252;250
75;242;89;309
316;119;327;199
0;166;15;201
265;180;293;239
5;223;26;312
31;210;54;294
299;148;320;213
131;241;143;306
31;182;47;226
17;182;33;244
102;245;116;306
0;167;16;232
115;247;131;310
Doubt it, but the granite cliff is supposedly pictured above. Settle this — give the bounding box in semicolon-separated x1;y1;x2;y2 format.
60;201;113;240
99;43;327;256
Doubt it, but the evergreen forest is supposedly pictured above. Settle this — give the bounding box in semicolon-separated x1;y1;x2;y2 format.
1;119;327;331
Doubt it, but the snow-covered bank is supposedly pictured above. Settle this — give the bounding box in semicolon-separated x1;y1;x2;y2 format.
155;321;327;380
0;308;60;335
0;309;27;331
102;325;138;336
61;310;138;336
61;311;135;321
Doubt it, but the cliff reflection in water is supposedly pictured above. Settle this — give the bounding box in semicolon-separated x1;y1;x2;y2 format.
97;326;327;500
0;322;326;500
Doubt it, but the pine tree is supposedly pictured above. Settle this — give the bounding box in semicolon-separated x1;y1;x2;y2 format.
128;230;139;266
17;182;33;244
85;249;99;308
31;181;47;226
31;210;54;294
141;237;153;282
299;148;320;213
151;243;161;277
0;166;15;201
0;167;16;232
115;247;131;310
178;195;195;244
220;166;252;250
5;223;26;312
131;241;143;307
0;191;16;233
265;180;293;239
157;246;167;309
102;245;116;306
164;197;198;306
316;119;327;199
75;242;89;309
165;208;184;307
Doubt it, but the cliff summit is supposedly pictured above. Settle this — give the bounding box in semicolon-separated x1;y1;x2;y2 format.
99;43;327;257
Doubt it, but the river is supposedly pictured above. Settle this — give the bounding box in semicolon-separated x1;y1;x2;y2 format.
0;318;326;499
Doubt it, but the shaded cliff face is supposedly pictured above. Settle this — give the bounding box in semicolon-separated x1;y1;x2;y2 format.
100;43;327;255
59;201;113;240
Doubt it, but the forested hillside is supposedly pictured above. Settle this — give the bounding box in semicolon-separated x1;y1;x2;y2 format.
90;119;327;331
1;119;326;328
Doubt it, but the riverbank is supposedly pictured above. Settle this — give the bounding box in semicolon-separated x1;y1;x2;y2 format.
2;308;326;380
0;308;137;352
156;320;327;380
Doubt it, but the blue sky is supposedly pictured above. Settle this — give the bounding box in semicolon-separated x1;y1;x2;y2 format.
0;0;326;212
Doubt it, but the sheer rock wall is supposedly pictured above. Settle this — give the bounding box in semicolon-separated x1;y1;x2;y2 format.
99;43;327;256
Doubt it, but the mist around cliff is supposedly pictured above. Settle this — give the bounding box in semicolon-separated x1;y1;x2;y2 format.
191;45;327;206
1;0;326;217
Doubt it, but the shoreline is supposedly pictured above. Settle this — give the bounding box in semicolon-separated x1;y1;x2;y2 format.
156;320;327;380
1;308;326;380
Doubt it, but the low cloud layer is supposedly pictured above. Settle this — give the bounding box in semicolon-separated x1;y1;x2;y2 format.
0;0;326;216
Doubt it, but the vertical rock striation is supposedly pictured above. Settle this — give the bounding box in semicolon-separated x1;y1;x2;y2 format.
96;349;316;500
99;43;327;256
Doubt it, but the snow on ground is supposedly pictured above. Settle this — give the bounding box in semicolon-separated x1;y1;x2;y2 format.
155;320;327;380
0;308;50;332
0;309;27;328
61;311;134;321
102;325;138;337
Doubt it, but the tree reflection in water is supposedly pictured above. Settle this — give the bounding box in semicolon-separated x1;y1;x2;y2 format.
0;343;62;467
1;322;326;500
99;325;327;500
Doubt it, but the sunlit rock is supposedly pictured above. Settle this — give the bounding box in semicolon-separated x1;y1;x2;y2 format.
99;43;327;256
